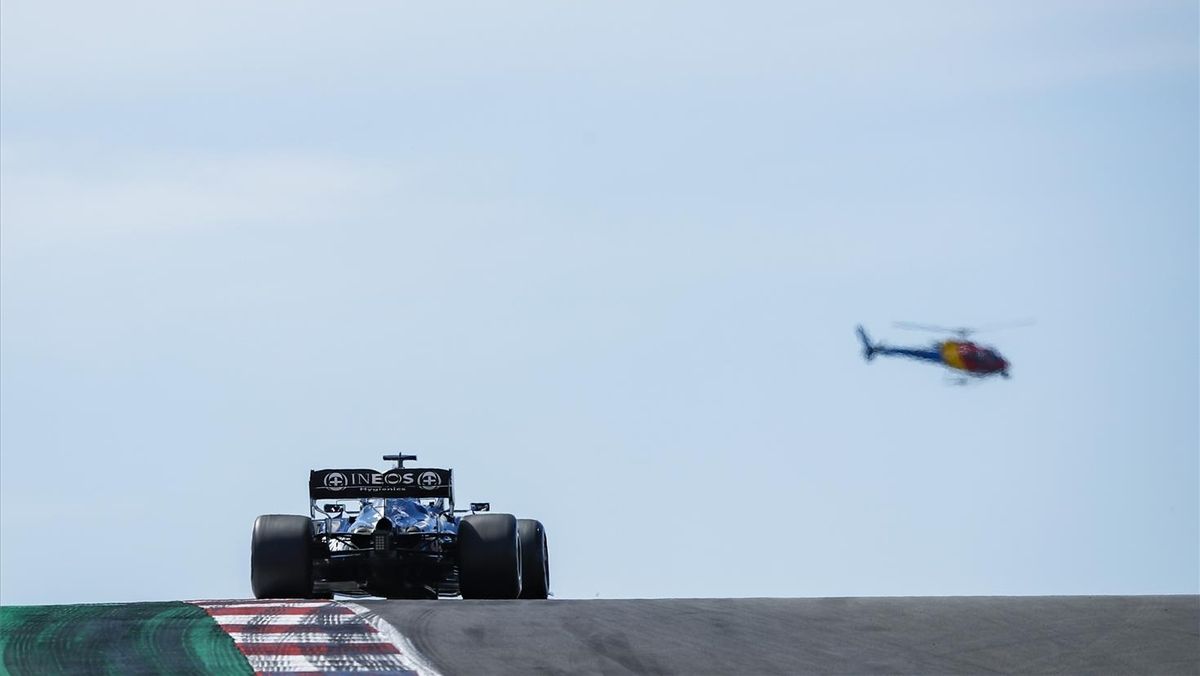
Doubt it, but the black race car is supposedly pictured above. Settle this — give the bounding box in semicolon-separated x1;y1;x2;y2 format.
250;454;549;600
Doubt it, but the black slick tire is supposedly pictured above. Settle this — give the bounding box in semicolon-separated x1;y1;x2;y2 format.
517;519;549;599
251;514;314;599
458;513;522;599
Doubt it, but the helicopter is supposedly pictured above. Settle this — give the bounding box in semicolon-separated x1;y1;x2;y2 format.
855;321;1031;381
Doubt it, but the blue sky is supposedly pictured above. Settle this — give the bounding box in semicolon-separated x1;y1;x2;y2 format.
1;1;1196;604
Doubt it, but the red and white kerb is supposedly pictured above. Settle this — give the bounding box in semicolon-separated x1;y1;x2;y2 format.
189;599;437;675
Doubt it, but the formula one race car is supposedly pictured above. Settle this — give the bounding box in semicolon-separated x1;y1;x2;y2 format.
250;454;549;600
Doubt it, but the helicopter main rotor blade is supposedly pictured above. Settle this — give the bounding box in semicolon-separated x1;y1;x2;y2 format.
972;318;1036;333
893;319;1035;337
892;321;969;335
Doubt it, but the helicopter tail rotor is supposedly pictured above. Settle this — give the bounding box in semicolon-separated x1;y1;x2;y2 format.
856;325;877;361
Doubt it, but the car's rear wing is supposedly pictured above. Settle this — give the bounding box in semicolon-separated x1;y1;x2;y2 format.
309;468;453;500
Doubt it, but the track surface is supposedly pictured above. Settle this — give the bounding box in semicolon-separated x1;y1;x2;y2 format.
362;595;1199;675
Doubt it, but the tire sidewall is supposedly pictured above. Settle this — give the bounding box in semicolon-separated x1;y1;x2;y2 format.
458;513;522;599
517;519;549;599
251;514;314;599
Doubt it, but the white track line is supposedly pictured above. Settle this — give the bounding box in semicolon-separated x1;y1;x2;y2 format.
344;602;443;676
208;614;364;626
191;600;334;608
224;633;386;644
237;654;413;672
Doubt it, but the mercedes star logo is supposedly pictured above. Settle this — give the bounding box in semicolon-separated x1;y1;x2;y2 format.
324;472;348;491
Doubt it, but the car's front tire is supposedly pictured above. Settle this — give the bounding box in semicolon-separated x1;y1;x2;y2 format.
517;519;549;599
251;514;314;599
458;514;522;599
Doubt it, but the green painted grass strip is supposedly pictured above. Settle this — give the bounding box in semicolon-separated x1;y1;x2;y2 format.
0;601;252;675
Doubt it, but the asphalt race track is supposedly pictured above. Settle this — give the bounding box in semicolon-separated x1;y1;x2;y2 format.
360;595;1199;675
1;595;1196;674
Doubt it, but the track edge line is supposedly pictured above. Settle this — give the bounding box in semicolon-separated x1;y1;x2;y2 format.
343;602;443;676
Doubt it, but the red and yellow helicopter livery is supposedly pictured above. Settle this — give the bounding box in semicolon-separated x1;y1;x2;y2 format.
856;322;1029;380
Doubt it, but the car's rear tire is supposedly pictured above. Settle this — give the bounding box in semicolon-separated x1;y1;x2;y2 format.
251;514;314;599
517;519;549;599
458;514;522;599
